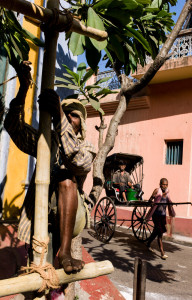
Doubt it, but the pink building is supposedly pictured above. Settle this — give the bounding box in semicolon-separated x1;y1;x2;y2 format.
85;32;192;237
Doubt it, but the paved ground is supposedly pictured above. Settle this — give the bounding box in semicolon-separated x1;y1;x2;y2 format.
81;226;192;300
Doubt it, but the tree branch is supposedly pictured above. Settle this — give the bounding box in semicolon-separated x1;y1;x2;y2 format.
0;0;108;41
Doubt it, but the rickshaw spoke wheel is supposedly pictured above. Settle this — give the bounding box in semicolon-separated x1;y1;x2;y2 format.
131;206;154;242
94;196;117;243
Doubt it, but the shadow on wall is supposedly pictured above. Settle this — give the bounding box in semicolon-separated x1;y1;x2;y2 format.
2;188;24;221
55;43;77;99
120;78;192;126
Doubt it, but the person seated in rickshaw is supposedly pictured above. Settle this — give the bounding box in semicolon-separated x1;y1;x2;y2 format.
112;160;133;202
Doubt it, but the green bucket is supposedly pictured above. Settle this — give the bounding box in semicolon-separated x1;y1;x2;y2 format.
126;188;138;201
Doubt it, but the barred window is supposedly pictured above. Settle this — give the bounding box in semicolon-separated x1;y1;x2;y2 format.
165;140;183;165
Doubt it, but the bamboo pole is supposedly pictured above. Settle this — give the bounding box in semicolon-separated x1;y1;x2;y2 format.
0;261;114;297
33;0;58;266
0;0;108;41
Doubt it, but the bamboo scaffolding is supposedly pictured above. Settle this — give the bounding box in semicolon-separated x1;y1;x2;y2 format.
0;0;108;41
32;0;59;266
0;261;114;297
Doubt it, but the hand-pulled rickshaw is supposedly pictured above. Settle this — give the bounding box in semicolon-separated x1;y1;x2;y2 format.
93;153;191;243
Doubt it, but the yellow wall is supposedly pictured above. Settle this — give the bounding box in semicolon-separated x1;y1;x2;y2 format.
3;0;43;219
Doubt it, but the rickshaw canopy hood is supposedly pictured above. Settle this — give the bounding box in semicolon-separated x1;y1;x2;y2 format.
104;153;143;174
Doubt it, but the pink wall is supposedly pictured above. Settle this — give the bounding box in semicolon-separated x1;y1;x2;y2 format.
85;78;192;223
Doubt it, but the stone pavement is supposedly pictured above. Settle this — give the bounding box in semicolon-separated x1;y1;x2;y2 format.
82;226;192;300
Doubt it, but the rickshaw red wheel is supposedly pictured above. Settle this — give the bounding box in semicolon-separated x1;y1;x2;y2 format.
94;196;117;243
131;206;154;242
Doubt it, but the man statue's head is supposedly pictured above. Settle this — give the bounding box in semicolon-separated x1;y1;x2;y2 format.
61;99;87;139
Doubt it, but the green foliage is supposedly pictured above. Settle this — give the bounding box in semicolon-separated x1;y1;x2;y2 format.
0;8;44;71
54;63;117;115
66;0;177;74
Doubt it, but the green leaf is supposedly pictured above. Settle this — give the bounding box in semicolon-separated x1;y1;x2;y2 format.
149;35;159;47
22;29;44;47
104;48;113;65
3;42;11;60
129;53;137;73
89;96;100;111
102;9;131;26
55;76;74;84
9;34;23;61
81;68;94;86
96;88;117;97
62;72;74;79
69;32;84;56
124;42;135;57
98;107;105;115
157;10;170;18
77;63;87;81
87;8;107;51
62;64;79;84
144;7;159;12
85;85;101;91
81;99;89;106
136;0;150;3
11;32;29;60
93;0;115;10
5;10;23;31
94;0;138;10
81;68;94;85
95;76;111;85
55;83;80;90
109;35;124;62
85;38;101;71
11;47;22;67
120;0;138;10
65;84;80;90
150;0;162;8
140;13;156;21
125;26;151;53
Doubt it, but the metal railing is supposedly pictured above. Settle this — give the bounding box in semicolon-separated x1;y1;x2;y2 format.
96;70;122;90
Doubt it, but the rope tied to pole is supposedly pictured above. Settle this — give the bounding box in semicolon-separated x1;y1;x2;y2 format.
20;236;60;293
40;8;73;33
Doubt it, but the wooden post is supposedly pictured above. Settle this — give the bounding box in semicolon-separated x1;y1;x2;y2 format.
33;0;58;266
0;0;108;41
0;261;114;297
133;257;146;300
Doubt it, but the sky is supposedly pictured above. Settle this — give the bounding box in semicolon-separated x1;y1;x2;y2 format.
77;1;186;71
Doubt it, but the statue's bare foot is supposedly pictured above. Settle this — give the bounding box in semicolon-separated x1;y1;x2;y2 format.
58;253;85;273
